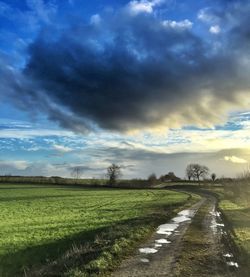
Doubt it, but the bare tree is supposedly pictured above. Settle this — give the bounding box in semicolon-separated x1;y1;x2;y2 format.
106;164;122;186
211;173;216;182
70;166;84;183
186;164;194;181
186;164;209;183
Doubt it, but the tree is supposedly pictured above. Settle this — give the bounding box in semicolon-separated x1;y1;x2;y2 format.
106;164;122;186
70;166;84;183
211;173;216;182
186;164;194;181
148;173;157;186
186;164;209;183
159;172;181;182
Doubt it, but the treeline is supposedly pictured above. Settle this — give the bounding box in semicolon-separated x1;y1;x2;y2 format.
0;176;106;186
222;174;250;205
0;175;154;189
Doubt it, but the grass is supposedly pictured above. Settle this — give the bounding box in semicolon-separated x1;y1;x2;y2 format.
192;182;250;274
0;183;194;276
219;195;250;272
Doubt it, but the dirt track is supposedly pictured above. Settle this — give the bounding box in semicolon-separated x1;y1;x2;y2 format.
110;192;239;277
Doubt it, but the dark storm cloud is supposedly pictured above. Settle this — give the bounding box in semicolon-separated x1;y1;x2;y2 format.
4;1;250;132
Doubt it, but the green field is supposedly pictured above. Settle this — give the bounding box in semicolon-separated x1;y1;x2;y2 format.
218;185;250;270
0;184;193;276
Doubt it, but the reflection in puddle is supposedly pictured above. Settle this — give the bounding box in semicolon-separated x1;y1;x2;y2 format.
138;208;196;259
155;239;171;244
139;248;158;254
227;261;239;268
210;207;239;270
210;210;225;233
157;223;178;234
172;215;191;223
178;209;196;217
140;258;150;263
223;253;233;258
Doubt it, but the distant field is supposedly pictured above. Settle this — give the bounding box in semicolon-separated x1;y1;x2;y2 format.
0;184;192;276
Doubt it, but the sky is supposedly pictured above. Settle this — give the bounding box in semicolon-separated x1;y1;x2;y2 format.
0;0;250;179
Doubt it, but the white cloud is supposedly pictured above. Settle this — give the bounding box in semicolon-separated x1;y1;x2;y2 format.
53;144;72;153
0;160;29;170
90;14;101;25
128;0;163;15
0;129;75;138
209;25;221;34
224;156;248;164
26;0;57;23
162;19;193;30
197;8;218;23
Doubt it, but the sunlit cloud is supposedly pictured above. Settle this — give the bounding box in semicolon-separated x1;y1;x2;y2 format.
224;156;248;164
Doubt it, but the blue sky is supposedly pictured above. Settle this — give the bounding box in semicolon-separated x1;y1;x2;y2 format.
0;0;250;178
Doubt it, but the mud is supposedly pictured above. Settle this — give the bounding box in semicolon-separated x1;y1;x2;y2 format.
110;192;240;277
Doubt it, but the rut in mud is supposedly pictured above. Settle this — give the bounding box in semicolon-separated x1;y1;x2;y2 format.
110;193;240;277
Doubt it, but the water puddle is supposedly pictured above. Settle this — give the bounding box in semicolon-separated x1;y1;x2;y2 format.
157;223;178;234
155;239;171;244
210;207;225;233
210;206;240;270
140;258;150;263
223;253;233;258
138;208;196;263
172;215;191;223
139;248;158;254
227;261;239;268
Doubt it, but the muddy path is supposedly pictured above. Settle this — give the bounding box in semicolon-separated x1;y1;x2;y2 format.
110;191;240;277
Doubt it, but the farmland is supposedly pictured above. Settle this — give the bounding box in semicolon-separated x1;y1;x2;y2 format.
0;183;194;276
218;182;250;272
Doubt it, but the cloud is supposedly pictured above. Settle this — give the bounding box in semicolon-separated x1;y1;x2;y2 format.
53;144;72;153
162;19;193;30
90;14;101;25
0;160;30;170
128;0;163;15
26;0;57;23
224;155;248;164
1;1;250;134
209;25;221;34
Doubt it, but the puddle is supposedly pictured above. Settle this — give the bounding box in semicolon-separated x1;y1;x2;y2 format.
172;215;191;223
209;210;221;218
178;209;196;217
138;207;197;258
227;261;239;268
155;239;171;244
210;208;225;234
140;258;150;263
139;248;158;254
223;253;233;258
210;206;239;270
157;223;178;234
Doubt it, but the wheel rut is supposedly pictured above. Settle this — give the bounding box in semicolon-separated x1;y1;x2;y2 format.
110;192;240;277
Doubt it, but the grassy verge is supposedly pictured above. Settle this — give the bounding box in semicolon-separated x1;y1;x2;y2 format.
0;184;198;276
219;198;250;274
